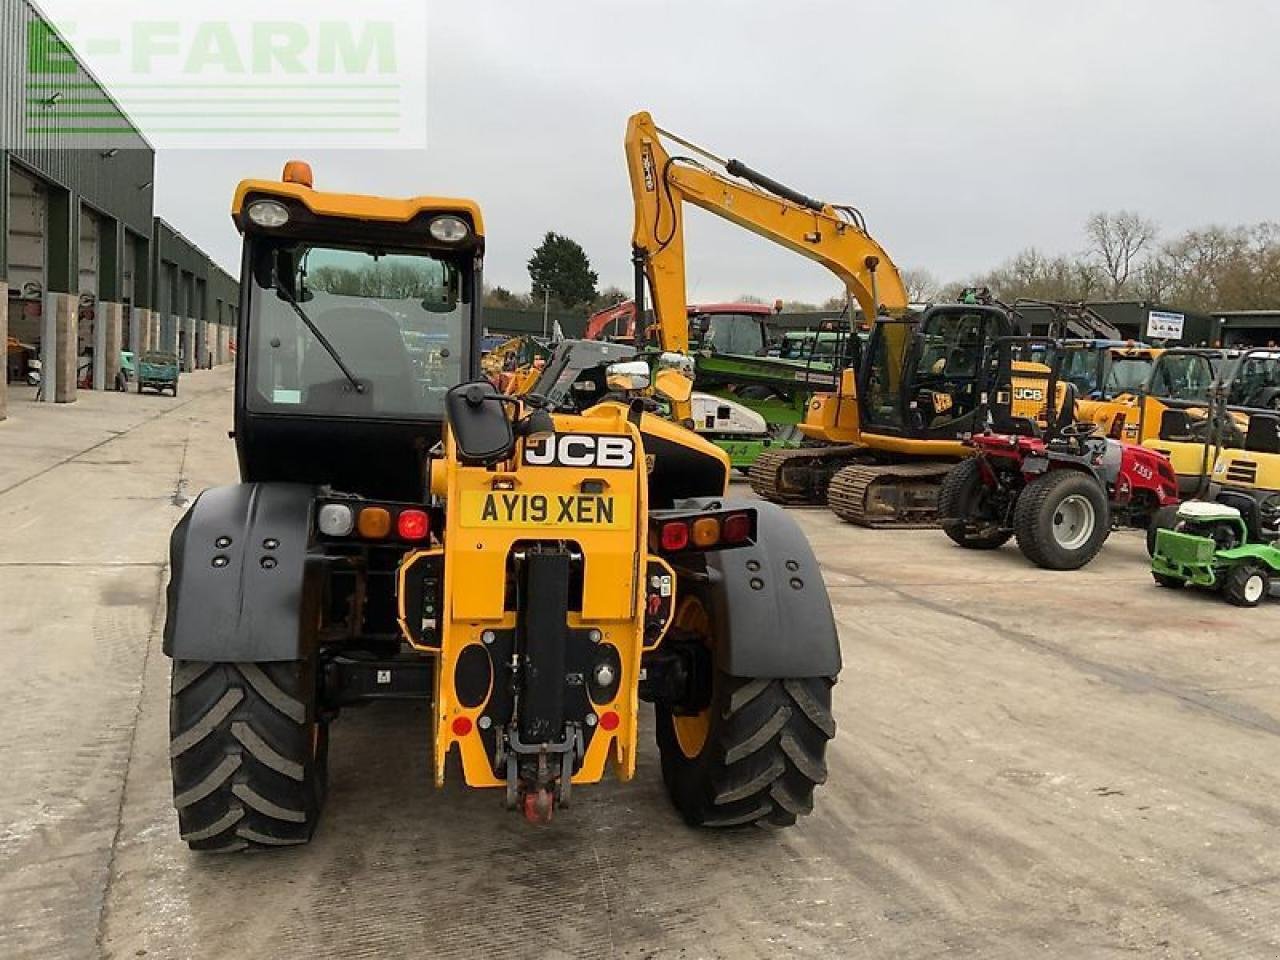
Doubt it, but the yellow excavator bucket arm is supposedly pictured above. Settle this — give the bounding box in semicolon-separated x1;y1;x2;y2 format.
625;111;909;355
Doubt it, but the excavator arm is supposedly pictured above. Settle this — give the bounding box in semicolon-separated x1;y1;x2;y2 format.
625;110;909;354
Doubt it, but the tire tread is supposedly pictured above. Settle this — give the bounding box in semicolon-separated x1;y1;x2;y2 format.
169;661;324;852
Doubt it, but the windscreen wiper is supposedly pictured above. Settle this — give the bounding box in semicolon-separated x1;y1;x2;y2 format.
277;285;365;394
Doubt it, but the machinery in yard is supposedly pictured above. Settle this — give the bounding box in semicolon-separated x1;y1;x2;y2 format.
1150;500;1280;605
938;337;1179;570
161;161;840;850
137;351;179;396
583;298;847;470
1059;340;1160;438
1150;350;1280;603
624;110;1036;526
1081;347;1270;492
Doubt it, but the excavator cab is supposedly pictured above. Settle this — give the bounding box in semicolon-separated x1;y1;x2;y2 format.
889;304;1014;438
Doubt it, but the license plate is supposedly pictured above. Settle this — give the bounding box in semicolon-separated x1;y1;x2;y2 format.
460;491;631;529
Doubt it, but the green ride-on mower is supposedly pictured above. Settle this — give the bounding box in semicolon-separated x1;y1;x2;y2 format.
1150;500;1280;606
1149;349;1280;605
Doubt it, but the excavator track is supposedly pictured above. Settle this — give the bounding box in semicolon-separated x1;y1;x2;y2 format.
826;461;959;529
747;445;862;506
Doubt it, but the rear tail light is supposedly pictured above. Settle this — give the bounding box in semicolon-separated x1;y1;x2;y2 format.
320;501;434;543
690;517;721;547
317;503;355;537
651;509;756;554
357;507;392;539
660;521;690;551
722;512;752;544
397;509;430;541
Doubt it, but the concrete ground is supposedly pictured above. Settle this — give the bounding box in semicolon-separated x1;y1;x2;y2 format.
1;367;1278;959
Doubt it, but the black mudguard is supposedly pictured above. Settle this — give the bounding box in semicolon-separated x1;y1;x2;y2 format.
684;497;841;679
163;482;322;662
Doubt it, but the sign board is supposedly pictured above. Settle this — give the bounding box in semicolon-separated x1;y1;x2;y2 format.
1147;310;1185;341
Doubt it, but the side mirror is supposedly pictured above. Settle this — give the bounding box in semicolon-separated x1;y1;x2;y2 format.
606;360;651;392
444;380;515;466
422;269;461;314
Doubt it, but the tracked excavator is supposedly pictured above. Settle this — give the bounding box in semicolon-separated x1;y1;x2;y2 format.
625;111;1028;527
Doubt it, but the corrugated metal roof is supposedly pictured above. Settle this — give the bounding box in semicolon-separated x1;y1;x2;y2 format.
3;0;154;236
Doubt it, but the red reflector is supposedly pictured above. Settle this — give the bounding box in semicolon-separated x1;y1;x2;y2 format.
722;512;752;544
451;715;473;737
397;509;430;541
599;710;620;732
660;521;690;551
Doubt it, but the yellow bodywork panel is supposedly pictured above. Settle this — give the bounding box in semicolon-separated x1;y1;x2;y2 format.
231;175;485;234
798;373;861;443
1143;438;1216;483
420;403;656;790
1213;450;1280;490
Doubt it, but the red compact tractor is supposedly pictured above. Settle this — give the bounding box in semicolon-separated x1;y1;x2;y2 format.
939;337;1180;569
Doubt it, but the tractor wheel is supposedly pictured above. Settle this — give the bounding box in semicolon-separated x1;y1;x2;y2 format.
937;458;1012;550
656;671;834;828
1146;504;1181;557
735;385;775;402
1223;564;1268;607
1152;571;1185;589
1013;470;1110;570
169;660;328;851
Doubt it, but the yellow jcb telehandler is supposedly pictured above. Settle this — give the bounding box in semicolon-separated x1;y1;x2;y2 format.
161;162;840;849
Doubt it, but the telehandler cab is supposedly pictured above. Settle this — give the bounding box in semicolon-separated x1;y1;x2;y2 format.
162;163;840;850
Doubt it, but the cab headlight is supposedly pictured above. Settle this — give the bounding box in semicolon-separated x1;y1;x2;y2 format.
429;215;470;243
247;200;291;229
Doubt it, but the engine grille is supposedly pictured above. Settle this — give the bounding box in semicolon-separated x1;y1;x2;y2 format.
1224;459;1258;485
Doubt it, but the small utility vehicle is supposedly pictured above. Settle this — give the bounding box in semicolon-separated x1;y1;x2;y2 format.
938;337;1179;570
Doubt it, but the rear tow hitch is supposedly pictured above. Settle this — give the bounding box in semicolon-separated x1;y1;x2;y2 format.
500;724;583;824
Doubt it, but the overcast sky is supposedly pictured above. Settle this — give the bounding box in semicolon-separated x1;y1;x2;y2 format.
47;0;1280;303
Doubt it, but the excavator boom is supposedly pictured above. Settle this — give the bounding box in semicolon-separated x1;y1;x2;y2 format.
625;111;908;354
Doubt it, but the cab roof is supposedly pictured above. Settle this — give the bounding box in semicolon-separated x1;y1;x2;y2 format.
688;302;776;316
231;176;485;235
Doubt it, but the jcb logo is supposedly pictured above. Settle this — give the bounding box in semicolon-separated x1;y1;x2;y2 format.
523;434;636;469
1013;387;1044;402
641;146;656;192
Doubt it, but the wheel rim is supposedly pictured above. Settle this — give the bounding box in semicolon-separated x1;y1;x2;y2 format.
671;597;712;759
1244;573;1266;603
1052;493;1096;550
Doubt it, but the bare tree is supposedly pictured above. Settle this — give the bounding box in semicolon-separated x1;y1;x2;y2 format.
901;267;940;303
1086;211;1158;297
969;247;1102;303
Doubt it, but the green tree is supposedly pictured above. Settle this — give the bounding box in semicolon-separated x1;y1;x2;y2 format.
528;232;599;308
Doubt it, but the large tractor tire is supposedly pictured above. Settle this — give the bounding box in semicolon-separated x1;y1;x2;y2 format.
656;670;835;828
937;459;1012;550
1013;470;1110;570
169;660;328;851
